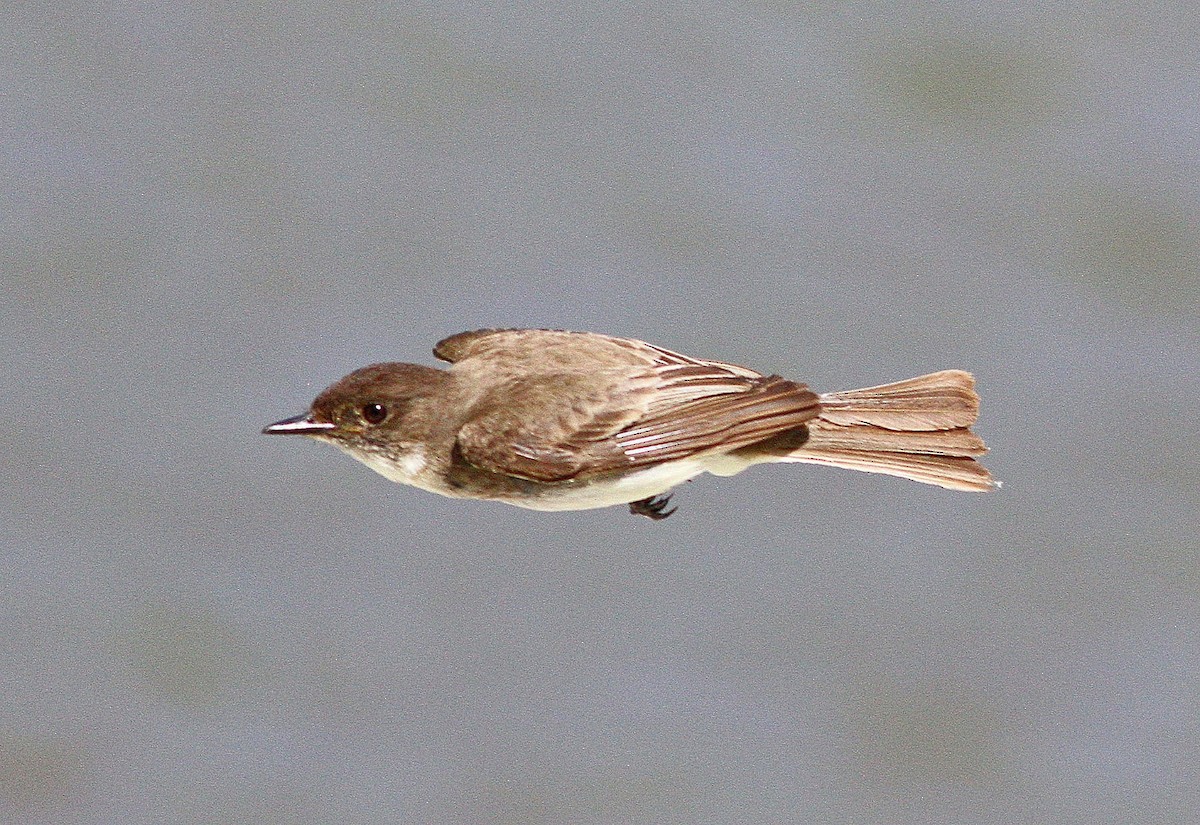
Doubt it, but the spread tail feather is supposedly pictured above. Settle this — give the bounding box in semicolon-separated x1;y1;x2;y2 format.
780;370;995;491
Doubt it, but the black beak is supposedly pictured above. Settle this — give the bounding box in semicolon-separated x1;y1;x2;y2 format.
262;413;336;436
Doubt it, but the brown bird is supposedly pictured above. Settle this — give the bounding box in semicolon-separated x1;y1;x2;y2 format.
263;329;994;519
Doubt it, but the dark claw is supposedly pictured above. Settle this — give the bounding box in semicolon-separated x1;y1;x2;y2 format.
628;494;677;521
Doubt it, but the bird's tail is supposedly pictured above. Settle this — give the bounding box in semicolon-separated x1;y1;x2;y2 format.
780;369;996;491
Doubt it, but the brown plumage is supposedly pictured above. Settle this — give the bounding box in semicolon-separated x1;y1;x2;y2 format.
264;329;995;516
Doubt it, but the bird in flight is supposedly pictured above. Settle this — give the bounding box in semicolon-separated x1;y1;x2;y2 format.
264;329;994;519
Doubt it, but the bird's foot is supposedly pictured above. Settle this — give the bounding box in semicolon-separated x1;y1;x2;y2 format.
629;494;677;520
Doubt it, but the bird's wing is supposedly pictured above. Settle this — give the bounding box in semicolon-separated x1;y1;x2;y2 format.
434;328;762;376
609;369;820;468
434;329;513;363
454;361;821;483
453;367;656;482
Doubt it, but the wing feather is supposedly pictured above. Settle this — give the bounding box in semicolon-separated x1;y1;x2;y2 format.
455;362;820;482
614;376;820;463
435;328;761;377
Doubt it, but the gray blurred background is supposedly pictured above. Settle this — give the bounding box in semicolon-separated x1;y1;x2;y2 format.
3;3;1198;823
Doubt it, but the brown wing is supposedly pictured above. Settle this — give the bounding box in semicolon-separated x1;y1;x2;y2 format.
454;367;659;481
434;328;762;376
434;329;517;363
454;360;821;483
611;371;820;466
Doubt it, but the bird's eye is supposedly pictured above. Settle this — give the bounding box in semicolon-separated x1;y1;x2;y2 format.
360;403;388;424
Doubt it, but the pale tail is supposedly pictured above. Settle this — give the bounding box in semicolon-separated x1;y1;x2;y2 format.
783;370;995;491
